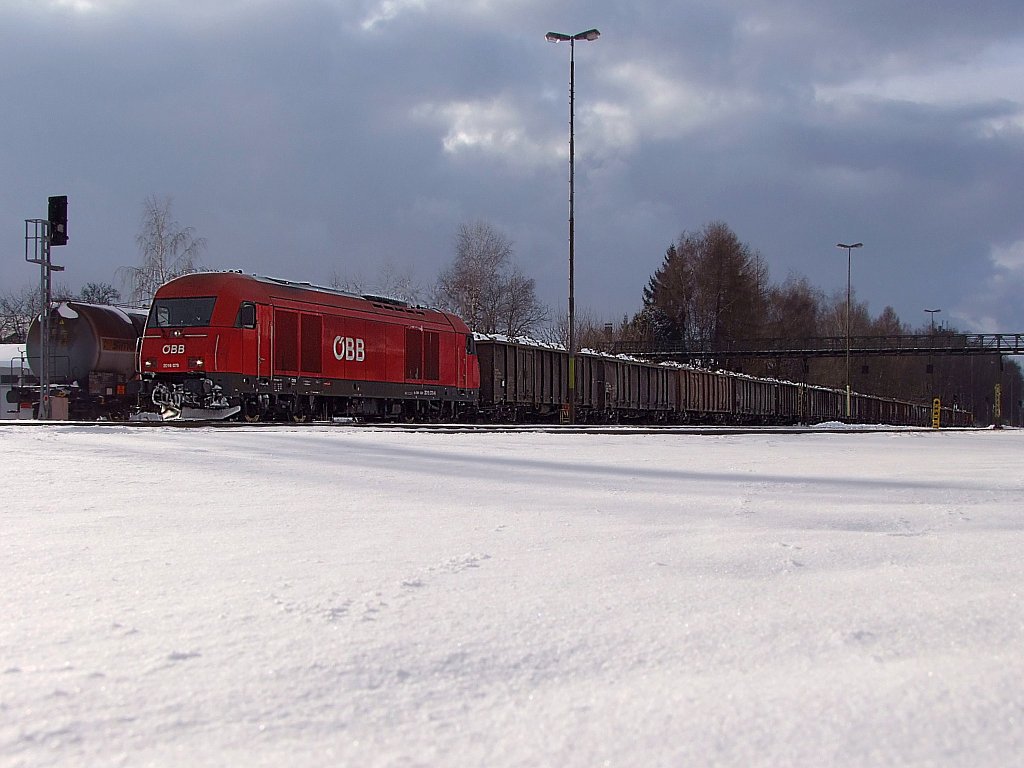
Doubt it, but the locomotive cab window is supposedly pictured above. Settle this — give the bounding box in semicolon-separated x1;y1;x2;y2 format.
235;302;257;329
149;297;217;328
466;334;477;355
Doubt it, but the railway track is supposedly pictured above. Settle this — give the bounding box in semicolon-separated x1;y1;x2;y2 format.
0;419;974;435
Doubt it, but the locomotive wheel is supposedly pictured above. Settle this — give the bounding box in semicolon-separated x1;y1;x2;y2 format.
241;399;262;422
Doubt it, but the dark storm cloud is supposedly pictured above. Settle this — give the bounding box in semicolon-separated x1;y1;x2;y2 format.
3;0;1024;334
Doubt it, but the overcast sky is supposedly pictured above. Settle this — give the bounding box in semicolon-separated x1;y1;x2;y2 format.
4;0;1024;333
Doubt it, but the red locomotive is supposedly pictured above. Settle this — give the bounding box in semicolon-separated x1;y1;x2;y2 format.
138;272;479;421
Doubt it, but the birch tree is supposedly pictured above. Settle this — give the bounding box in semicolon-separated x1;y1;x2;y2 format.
434;221;546;336
119;195;205;306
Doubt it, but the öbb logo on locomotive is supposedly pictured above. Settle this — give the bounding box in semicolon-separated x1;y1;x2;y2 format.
332;336;365;362
162;338;365;361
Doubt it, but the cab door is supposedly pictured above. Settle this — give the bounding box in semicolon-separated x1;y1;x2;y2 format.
238;302;272;378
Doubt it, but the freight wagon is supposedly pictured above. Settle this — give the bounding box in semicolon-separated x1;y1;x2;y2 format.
473;335;973;427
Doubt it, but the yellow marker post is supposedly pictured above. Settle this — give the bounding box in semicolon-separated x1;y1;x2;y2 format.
931;398;942;429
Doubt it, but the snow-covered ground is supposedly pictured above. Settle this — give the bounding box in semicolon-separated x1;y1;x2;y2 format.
2;425;1022;767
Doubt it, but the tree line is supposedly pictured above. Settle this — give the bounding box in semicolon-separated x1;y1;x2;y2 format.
2;200;1019;424
610;221;1021;425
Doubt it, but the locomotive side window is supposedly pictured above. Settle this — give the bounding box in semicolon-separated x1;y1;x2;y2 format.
149;297;217;328
466;334;477;355
235;302;257;329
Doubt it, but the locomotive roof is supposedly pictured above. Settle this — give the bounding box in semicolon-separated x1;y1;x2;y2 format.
156;271;469;330
159;271;420;310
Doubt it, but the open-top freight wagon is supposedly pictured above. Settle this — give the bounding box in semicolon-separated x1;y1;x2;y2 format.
472;336;974;427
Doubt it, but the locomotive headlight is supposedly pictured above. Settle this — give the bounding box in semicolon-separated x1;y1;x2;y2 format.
171;329;183;338
144;358;155;369
188;356;204;368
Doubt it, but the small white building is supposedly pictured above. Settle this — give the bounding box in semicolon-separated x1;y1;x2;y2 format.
0;343;34;420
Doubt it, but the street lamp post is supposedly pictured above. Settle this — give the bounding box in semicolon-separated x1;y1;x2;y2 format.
546;27;600;424
924;308;941;333
836;242;863;420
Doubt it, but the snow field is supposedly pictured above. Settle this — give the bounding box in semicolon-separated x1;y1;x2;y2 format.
2;426;1022;767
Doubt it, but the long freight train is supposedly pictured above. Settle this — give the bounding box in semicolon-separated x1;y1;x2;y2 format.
130;272;971;427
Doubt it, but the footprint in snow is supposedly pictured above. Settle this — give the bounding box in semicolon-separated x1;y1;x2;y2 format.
167;651;201;662
439;553;491;573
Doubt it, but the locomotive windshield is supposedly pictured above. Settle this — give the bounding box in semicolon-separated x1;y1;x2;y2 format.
149;297;217;328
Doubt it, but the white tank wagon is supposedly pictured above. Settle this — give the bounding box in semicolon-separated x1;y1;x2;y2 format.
0;344;33;420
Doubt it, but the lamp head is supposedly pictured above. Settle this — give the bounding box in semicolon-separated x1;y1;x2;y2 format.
546;29;600;43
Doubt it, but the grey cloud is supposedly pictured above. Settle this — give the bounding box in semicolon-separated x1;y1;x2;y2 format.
3;0;1024;333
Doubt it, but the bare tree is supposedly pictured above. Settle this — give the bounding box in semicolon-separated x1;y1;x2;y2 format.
543;307;613;351
328;269;365;294
0;284;42;343
434;221;545;336
78;282;121;305
641;222;767;347
499;267;548;338
434;221;511;331
119;195;205;306
332;261;423;305
765;275;823;340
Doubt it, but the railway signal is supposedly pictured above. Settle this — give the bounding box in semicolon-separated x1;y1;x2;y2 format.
48;195;68;246
25;195;68;418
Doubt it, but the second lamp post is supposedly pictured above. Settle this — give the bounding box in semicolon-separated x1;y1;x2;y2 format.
836;241;863;420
